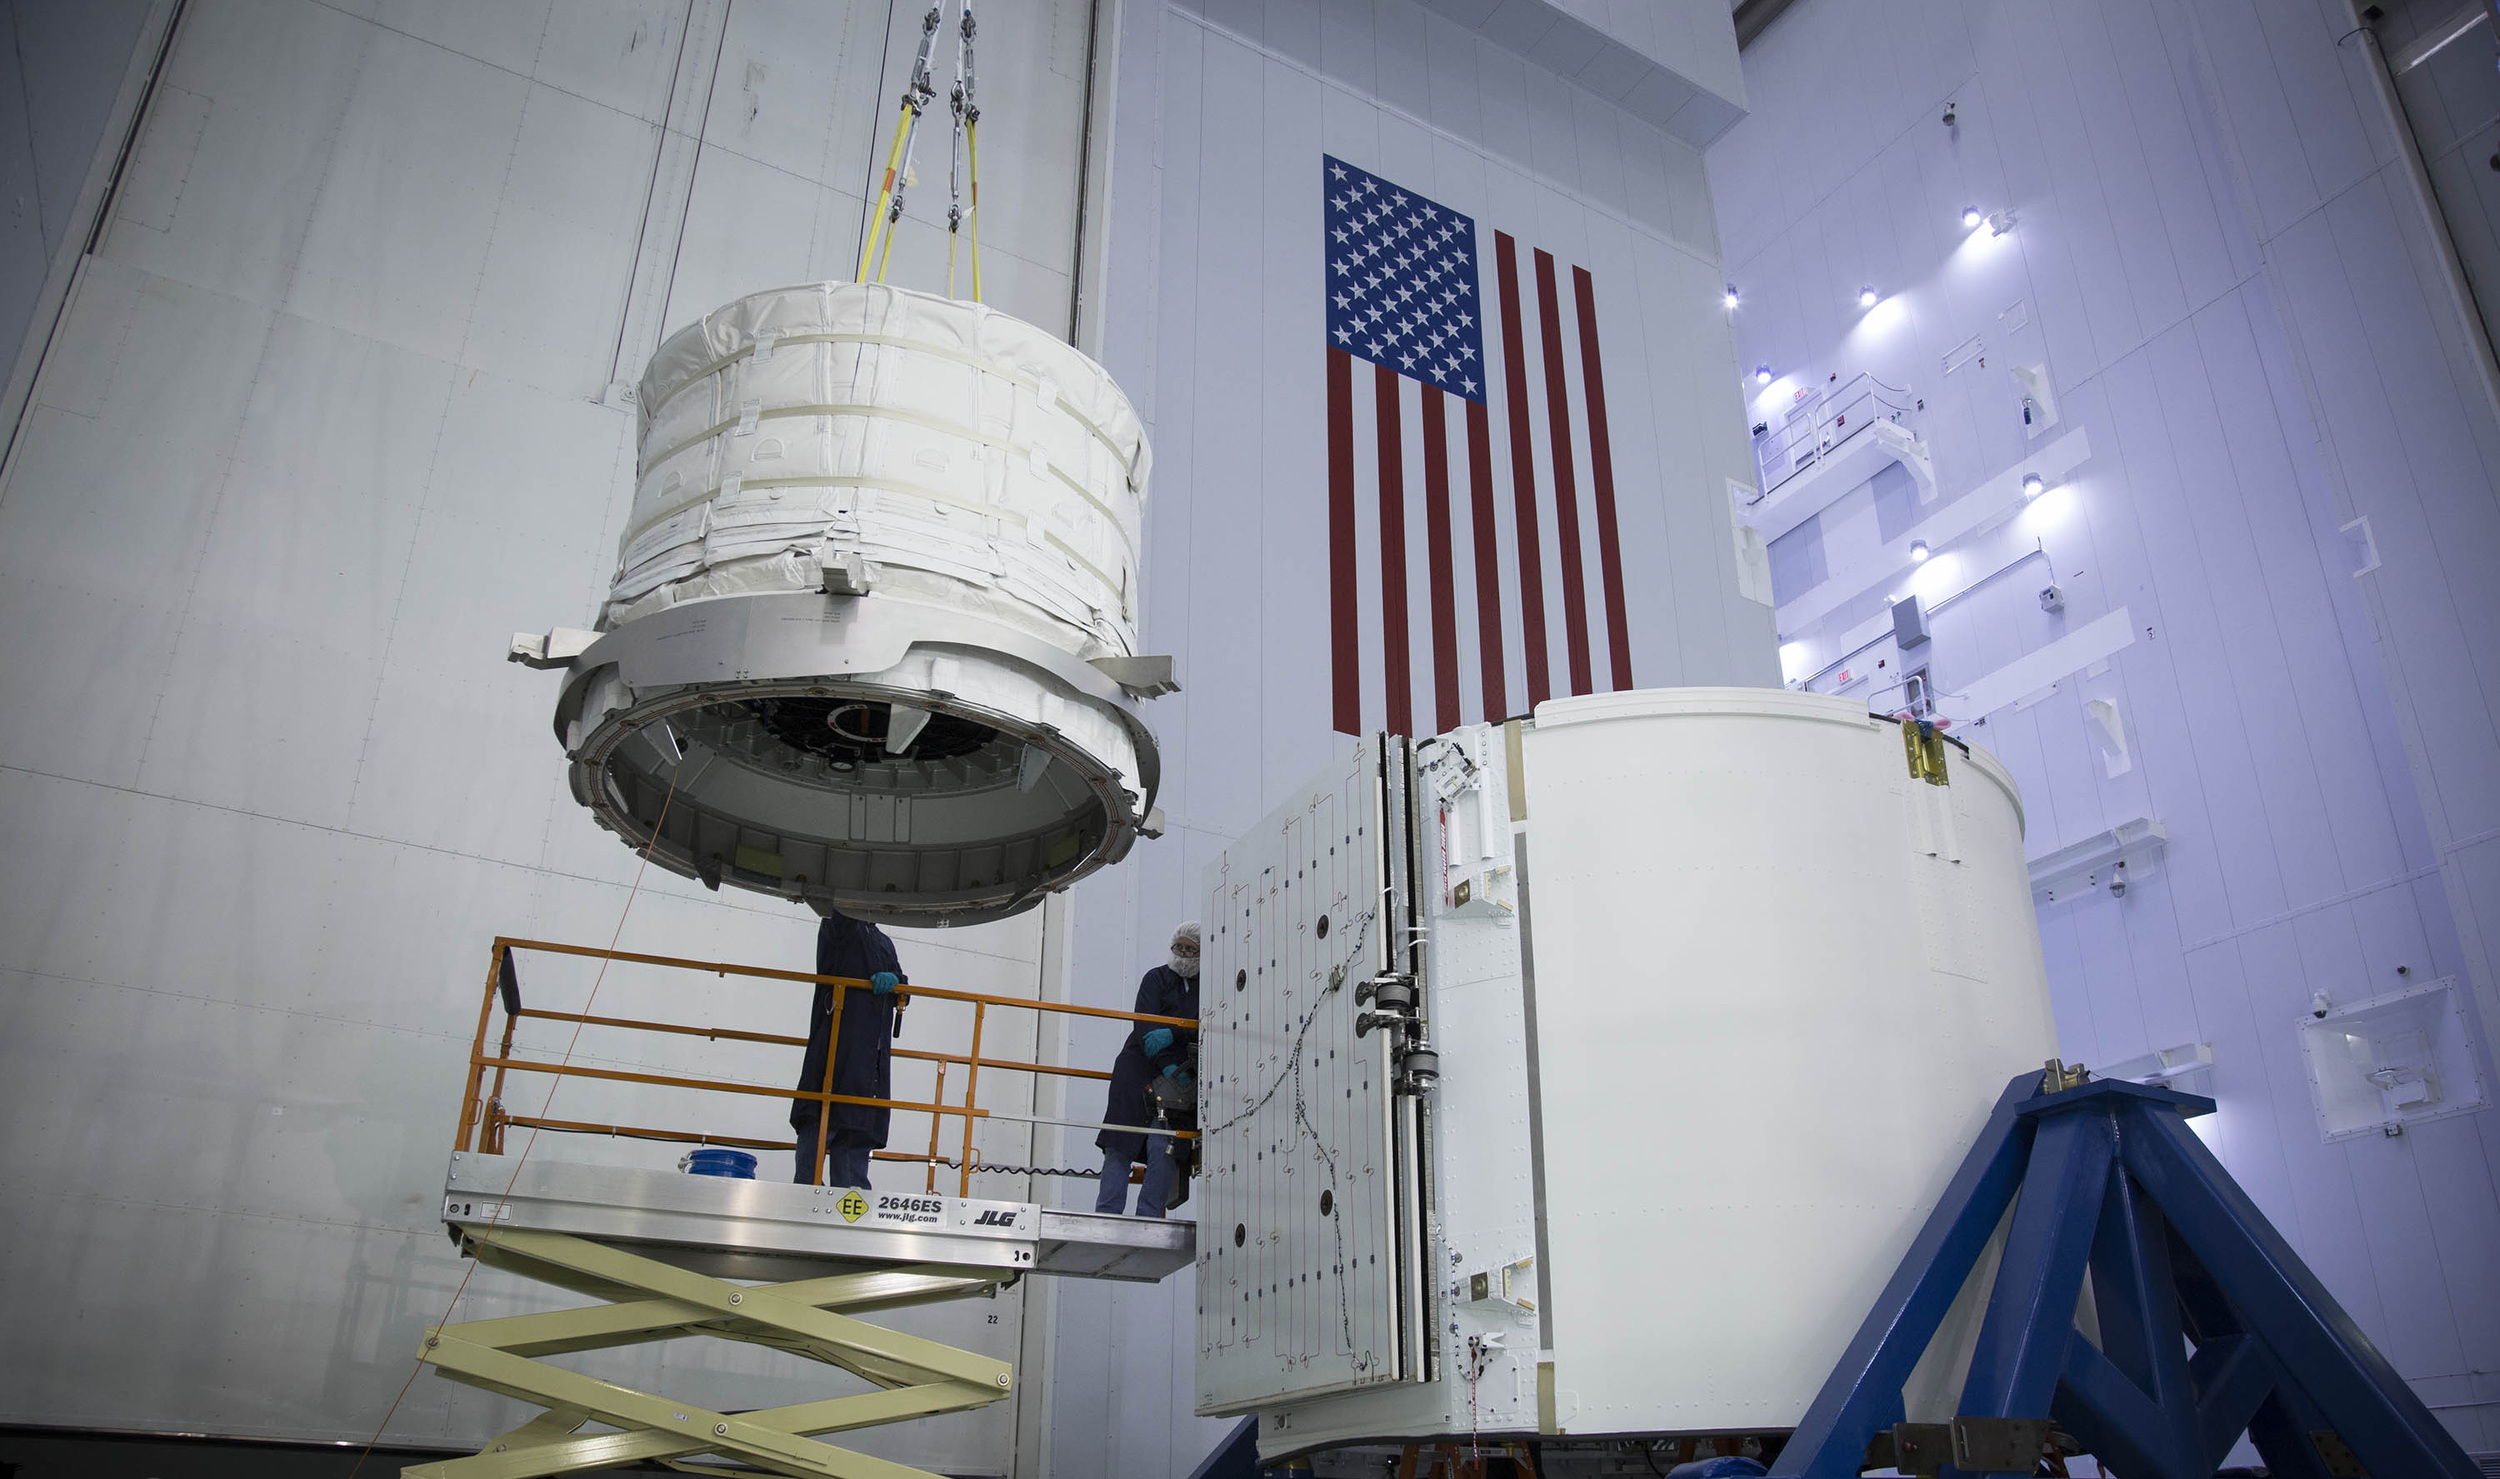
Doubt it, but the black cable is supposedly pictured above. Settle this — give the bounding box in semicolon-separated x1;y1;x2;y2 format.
1200;907;1382;1362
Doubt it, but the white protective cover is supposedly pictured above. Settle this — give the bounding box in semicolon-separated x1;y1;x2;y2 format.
1516;688;2058;1434
614;282;1148;659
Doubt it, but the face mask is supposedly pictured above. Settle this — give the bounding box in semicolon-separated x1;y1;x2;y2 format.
1170;953;1200;979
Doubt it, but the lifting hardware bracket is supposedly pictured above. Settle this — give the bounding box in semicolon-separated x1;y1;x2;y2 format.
1901;716;1951;786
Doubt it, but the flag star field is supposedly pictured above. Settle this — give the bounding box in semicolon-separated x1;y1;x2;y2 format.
1322;155;1488;403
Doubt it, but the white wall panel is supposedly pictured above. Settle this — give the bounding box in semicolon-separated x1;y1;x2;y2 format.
281;32;527;362
530;1;684;123
135;314;452;828
1715;0;2500;1451
462;83;656;401
0;0;1102;1464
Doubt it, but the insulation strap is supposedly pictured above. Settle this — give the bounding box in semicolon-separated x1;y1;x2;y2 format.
637;402;1139;558
623;471;1125;601
647;332;1141;484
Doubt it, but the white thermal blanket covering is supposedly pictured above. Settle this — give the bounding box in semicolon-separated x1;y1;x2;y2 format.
612;282;1151;659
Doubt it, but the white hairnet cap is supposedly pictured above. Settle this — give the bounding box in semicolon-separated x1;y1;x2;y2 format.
1172;921;1201;949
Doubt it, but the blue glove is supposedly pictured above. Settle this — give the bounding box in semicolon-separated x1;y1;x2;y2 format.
1142;1026;1174;1056
870;971;899;995
1163;1065;1192;1089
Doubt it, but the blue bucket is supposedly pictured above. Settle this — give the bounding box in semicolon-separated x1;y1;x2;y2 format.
680;1147;758;1179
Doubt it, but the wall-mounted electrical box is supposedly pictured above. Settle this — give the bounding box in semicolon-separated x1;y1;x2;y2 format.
2297;980;2487;1141
1892;594;1930;650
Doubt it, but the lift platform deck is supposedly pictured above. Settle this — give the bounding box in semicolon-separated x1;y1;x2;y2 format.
441;1151;1195;1284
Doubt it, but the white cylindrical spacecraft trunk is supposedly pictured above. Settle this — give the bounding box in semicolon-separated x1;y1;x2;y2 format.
534;283;1168;926
1514;688;2057;1433
1196;688;2059;1451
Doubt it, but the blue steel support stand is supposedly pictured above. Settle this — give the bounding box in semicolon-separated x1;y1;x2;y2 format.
1770;1072;2479;1479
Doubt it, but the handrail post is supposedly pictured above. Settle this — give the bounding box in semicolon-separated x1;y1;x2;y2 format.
957;1001;986;1197
811;982;846;1187
485;1006;519;1153
925;1061;950;1192
455;945;503;1153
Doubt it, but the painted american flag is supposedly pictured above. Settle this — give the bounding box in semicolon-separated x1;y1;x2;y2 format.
1323;154;1633;737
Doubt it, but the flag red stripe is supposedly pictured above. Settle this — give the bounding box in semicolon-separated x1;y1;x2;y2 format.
1420;387;1461;733
1327;348;1359;735
1494;232;1549;710
1374;362;1412;738
1534;250;1593;697
1573;266;1633;691
1464;398;1506;722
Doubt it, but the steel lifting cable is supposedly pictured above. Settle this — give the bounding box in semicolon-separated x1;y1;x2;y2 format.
859;3;943;283
948;0;982;302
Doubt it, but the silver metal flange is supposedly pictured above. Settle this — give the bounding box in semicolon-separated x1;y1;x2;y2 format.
546;591;1166;927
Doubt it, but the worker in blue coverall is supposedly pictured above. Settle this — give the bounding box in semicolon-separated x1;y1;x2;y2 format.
1095;921;1200;1217
793;909;906;1188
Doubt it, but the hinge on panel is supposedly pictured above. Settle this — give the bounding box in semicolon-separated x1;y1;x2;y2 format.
1902;717;1951;786
1354;974;1438;1093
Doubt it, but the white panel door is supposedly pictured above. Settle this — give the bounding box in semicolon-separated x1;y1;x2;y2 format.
1195;737;1419;1413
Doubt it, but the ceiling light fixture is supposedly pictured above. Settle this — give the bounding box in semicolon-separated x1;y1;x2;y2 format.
1859;286;1880;308
1755;365;1773;385
1726;284;1740;307
2022;472;2046;498
1962;206;1984;229
1910;540;1931;562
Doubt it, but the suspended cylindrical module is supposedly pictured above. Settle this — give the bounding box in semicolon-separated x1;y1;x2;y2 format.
518;283;1169;926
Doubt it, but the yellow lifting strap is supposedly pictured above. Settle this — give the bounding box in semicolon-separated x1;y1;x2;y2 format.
862;5;943;285
965;118;983;302
858;102;913;282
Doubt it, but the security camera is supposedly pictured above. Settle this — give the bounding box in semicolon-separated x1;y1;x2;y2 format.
2311;991;2332;1019
1941;103;1958;127
2039;584;2064;613
2107;861;2128;898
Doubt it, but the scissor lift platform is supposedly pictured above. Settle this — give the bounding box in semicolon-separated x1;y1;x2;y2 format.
412;1157;1196;1479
